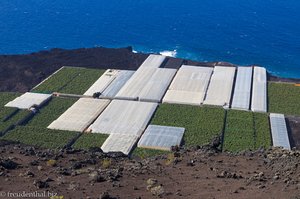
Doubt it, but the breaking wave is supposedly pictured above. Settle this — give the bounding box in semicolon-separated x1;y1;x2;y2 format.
159;50;177;57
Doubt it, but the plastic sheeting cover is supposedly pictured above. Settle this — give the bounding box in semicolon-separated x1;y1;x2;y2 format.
203;66;236;107
163;65;213;105
138;125;185;151
101;70;135;98
139;68;177;102
5;92;52;109
84;69;119;96
251;67;267;112
48;98;110;132
231;67;253;110
101;134;139;155
139;54;166;68
115;55;166;100
90;100;158;136
270;113;290;150
115;68;157;100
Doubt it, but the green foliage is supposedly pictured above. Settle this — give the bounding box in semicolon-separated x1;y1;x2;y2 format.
59;68;105;94
223;110;271;152
254;113;271;149
72;133;108;149
32;67;105;95
27;97;77;128
223;110;255;152
1;126;78;149
268;82;300;116
150;104;225;147
0;108;30;132
0;92;21;107
132;148;170;159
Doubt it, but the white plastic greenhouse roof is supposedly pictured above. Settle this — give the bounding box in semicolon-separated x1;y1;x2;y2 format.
5;92;52;109
115;55;166;100
203;66;236;108
231;67;253;110
101;70;135;98
251;67;267;112
163;65;213;105
139;68;177;102
139;54;166;68
84;69;119;96
270;113;290;150
47;98;110;132
101;134;139;155
89;100;158;136
138;125;185;151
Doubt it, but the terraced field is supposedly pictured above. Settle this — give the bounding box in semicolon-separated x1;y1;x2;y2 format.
150;104;226;147
0;92;31;134
268;82;300;116
72;133;109;149
223;110;271;152
1;126;78;149
26;97;77;128
32;67;105;95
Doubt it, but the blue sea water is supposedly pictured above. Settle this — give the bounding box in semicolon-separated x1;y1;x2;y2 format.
0;0;300;78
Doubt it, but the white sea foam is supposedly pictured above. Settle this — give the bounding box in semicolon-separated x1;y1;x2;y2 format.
160;50;177;57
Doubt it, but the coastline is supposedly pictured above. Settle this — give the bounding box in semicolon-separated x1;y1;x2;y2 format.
0;46;299;92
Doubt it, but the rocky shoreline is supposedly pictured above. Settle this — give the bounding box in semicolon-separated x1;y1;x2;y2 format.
1;46;298;92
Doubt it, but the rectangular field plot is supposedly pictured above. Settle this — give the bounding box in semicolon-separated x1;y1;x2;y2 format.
203;66;236;108
1;126;78;149
231;67;253;110
268;82;300;116
223;110;255;152
72;133;109;150
101;70;135;98
27;97;77;128
150;104;225;147
5;92;52;109
115;55;166;100
163;65;213;105
139;68;177;102
0;92;21;108
0;108;30;133
32;67;105;95
270;113;290;150
251;67;267;112
84;69;120;96
223;110;271;152
48;98;110;132
90;100;157;136
101;134;139;155
132;148;170;159
254;113;271;149
138;125;185;151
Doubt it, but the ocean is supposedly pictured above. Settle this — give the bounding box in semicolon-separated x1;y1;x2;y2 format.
0;0;299;78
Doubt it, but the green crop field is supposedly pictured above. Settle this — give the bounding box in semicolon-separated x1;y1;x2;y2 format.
268;82;300;116
0;107;30;133
72;133;109;149
0;92;21;107
223;110;271;152
254;113;271;149
1;126;78;149
132;148;170;159
223;110;255;152
27;97;77;128
32;67;105;95
150;104;225;147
